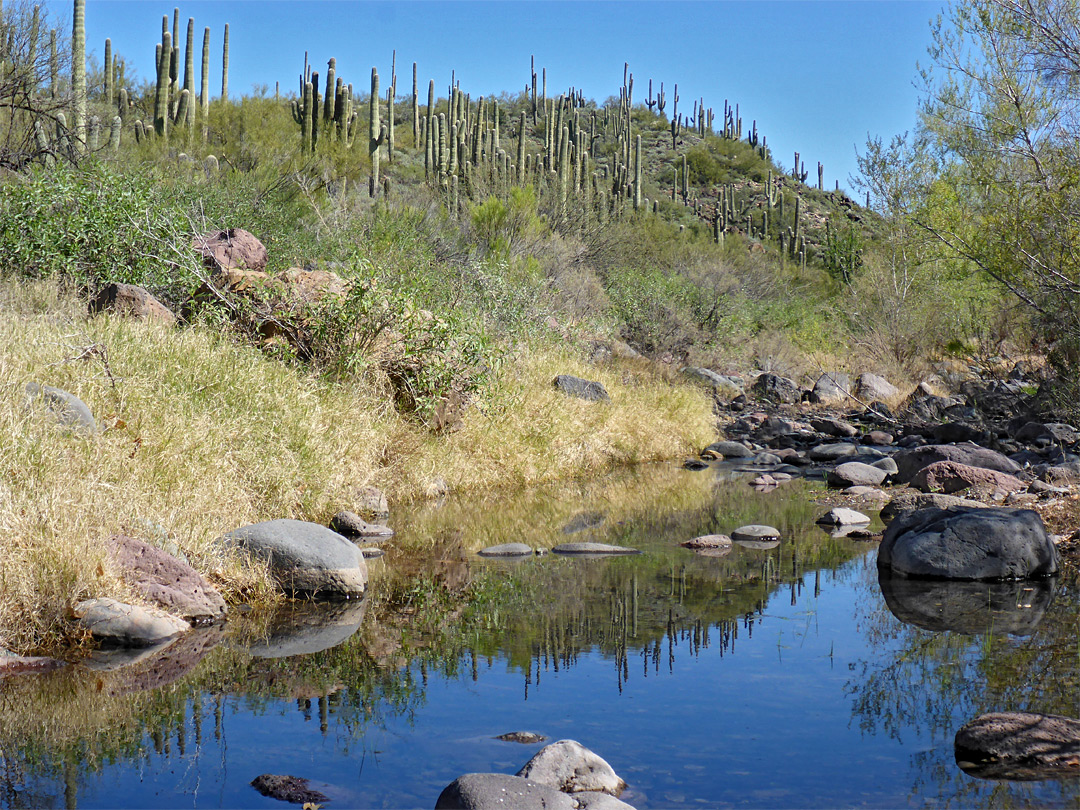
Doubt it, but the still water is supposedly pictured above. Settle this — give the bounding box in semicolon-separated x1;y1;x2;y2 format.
1;465;1076;808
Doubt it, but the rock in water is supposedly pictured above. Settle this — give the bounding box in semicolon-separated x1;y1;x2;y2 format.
250;774;328;804
551;543;640;556
218;519;367;599
955;712;1080;780
478;543;534;558
816;508;870;526
435;773;576;810
516;739;627;795
878;506;1059;580
73;598;189;647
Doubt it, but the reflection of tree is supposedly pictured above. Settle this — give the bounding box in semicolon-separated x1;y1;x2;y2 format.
845;566;1079;807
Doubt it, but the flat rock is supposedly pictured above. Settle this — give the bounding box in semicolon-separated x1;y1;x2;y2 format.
880;491;987;522
551;542;640;556
478;543;534;558
516;739;627;796
436;773;576;810
731;525;780;543
218;519;367;599
109;534;226;623
955;712;1080;780
893;444;1022;484
553;374;610;402
827;462;888;488
808;442;858;462
816;508;871;526
24;382;97;435
910;460;1027;495
680;534;733;550
73;598;190;647
878;506;1059;580
495;731;548;744
329;510;394;539
250;774;328;805
89;283;176;325
844;486;888;500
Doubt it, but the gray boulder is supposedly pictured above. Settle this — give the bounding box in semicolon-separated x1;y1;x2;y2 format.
855;373;899;402
827;462;888;488
750;373;801;404
73;598;190;647
435;773;575;810
553;375;610;402
516;739;627;796
218;519;368;599
878;506;1059;580
109;534;226;623
329;510;394;539
810;417;859;438
551;542;640;556
893;444;1022;484
702;440;753;459
955;712;1080;781
816;508;870;526
808;442;858;462
478;543;534;558
24;382;97;435
810;372;850;404
680;534;732;550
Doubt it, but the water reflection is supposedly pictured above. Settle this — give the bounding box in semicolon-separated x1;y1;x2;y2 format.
242;598;368;659
878;574;1058;635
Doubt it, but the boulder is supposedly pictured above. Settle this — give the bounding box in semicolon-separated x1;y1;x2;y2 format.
218;519;368;599
955;712;1080;781
893;444;1022;484
1014;421;1079;445
435;773;576;810
516;739;627;796
810;417;859;438
864;430;895;446
680;534;733;550
551;543;640;556
89;283;176;325
931;422;985;444
702;440;753;459
816;508;870;526
109;535;226;624
193;228;268;272
329;510;394;539
495;732;548;744
909;461;1027;495
827;462;888;488
478;543;534;558
681;367;742;392
750;373;801;404
810;372;851;404
24;382;97;436
870;457;899;476
731;525;780;544
553;375;610;402
1040;462;1080;486
855;373;899;402
351;485;390;524
574;792;637;810
878;506;1059;580
73;598;190;647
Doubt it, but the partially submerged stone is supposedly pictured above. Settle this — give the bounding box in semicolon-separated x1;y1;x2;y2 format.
73;597;190;647
681;534;733;550
250;774;328;805
731;525;780;549
329;510;394;539
478;543;534;558
436;773;576;810
551;542;640;556
495;731;548;744
955;712;1080;781
816;508;871;526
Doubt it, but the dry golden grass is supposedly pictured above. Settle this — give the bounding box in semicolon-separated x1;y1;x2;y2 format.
0;280;713;652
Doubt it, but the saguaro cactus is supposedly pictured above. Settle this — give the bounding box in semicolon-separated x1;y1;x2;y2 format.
369;67;385;196
412;62;419;144
182;18;194;132
103;38;112;106
154;29;171;137
633;133;642;210
72;0;86;146
220;23;228;99
200;26;209;139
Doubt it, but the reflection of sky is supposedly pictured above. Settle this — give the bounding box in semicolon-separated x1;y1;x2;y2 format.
15;553;1078;809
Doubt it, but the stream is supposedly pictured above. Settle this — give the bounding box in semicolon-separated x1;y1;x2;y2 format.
0;463;1076;808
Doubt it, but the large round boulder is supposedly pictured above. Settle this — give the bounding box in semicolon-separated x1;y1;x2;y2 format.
218;519;368;599
435;773;576;810
827;462;887;488
515;739;627;796
893;444;1022;484
878;506;1059;580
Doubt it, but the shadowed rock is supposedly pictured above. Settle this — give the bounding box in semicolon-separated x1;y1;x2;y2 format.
553;374;610;402
878;574;1056;634
893;444;1022;484
250;774;329;804
329;510;394;539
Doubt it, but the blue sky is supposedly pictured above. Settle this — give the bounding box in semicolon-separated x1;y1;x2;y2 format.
71;1;941;192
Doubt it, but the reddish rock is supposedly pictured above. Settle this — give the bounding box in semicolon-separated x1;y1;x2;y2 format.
109;535;227;623
910;461;1026;495
90;283;176;325
193;228;268;273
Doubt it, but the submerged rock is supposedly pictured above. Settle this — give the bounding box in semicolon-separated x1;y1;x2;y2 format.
478;543;534;558
495;731;548;744
250;773;328;804
329;510;394;539
73;598;189;647
551;542;640;556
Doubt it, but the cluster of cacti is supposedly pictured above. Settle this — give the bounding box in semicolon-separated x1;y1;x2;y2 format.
291;55;358;153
